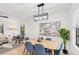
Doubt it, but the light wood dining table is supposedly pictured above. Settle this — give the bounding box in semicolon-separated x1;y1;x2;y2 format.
24;37;58;55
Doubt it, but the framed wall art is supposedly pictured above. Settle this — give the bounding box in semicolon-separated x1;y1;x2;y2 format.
39;21;60;37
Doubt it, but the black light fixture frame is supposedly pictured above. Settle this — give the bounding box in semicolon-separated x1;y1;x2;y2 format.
33;3;48;22
37;3;44;7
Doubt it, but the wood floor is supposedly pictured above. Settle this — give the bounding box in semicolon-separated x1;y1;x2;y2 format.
1;43;26;55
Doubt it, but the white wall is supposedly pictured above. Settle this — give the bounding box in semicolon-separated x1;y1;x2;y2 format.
66;4;79;55
0;17;20;37
23;11;71;37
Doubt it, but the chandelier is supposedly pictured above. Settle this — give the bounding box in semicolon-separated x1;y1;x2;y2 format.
33;3;48;22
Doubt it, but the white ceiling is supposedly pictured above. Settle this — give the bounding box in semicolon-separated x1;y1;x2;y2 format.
0;3;71;21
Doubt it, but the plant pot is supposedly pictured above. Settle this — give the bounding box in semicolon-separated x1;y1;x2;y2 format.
63;49;68;54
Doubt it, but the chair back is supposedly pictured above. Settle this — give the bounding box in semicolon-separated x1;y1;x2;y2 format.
59;43;63;54
25;42;33;52
34;44;47;55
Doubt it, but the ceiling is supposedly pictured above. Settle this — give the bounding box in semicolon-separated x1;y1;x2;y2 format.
0;3;71;21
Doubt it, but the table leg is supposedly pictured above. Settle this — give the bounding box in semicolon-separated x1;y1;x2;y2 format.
52;49;54;55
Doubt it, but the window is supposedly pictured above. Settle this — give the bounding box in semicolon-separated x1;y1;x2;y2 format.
76;27;79;46
20;24;25;35
0;24;4;34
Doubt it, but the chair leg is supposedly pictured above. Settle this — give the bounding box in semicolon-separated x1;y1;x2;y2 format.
26;51;28;55
23;48;25;54
31;52;33;55
28;51;30;55
27;51;31;55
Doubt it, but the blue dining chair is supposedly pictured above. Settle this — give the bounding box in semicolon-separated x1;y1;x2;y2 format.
34;44;47;55
25;42;34;55
54;43;63;55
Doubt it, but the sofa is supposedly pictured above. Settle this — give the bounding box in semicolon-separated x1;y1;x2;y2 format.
0;33;8;44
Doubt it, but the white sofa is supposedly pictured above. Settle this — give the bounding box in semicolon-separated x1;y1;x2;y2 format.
1;35;14;48
0;33;8;44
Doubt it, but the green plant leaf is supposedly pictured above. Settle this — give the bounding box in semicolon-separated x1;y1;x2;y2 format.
58;28;70;49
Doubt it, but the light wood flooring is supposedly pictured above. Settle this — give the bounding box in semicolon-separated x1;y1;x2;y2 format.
1;43;26;55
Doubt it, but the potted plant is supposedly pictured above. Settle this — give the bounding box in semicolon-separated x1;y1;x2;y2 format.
59;28;70;54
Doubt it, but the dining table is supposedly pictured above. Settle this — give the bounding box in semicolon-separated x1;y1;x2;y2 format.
23;37;59;55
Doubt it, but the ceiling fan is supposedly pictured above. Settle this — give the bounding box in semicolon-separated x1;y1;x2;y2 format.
0;15;8;18
0;12;8;18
